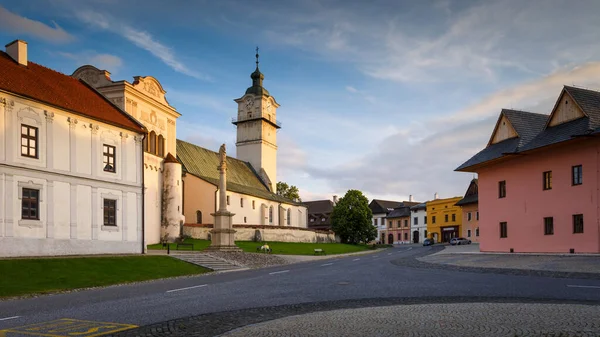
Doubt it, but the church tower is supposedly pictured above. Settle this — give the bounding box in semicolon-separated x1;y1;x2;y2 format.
233;49;280;191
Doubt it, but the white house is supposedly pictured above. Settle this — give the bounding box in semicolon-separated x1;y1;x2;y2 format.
0;40;146;257
72;64;185;245
410;202;427;243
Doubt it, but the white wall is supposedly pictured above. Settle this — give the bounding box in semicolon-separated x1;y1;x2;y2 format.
0;92;143;257
217;190;307;228
410;208;427;243
373;213;387;243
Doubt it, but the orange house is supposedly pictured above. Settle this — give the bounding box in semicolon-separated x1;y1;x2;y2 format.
456;179;479;243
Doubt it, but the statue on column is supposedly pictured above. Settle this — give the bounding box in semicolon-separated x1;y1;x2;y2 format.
219;144;227;170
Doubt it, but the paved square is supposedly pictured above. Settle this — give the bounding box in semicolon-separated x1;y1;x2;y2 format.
0;319;137;337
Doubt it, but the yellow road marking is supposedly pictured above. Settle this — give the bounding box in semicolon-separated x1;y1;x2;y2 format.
0;318;137;337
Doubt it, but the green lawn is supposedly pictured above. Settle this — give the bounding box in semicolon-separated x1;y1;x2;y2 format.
235;241;371;255
147;238;211;251
0;256;210;298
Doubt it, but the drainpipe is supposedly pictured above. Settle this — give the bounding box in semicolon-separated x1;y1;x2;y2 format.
141;133;146;254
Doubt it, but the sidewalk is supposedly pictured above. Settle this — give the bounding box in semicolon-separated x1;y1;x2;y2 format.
419;244;600;274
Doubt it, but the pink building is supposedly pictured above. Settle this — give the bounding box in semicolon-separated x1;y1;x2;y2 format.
456;86;600;253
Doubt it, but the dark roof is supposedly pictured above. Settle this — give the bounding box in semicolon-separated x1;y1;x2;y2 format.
369;199;420;215
0;51;144;133
457;86;600;172
176;140;301;205
386;206;411;218
304;200;334;214
245;66;270;97
456;179;478;206
410;202;426;211
164;153;179;163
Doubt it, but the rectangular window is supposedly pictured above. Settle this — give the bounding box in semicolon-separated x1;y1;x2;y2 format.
499;181;506;198
398;233;401;241
413;217;418;225
432;216;436;224
476;211;479;221
573;214;584;233
103;199;117;226
544;217;554;235
21;188;39;220
424;216;427;224
476;227;479;237
404;219;408;227
404;232;408;241
444;214;448;222
424;230;427;238
467;212;472;221
467;229;471;237
103;144;116;173
388;220;392;228
21;125;38;158
543;171;552;190
499;222;507;238
252;200;255;209
240;198;244;208
572;165;582;185
451;214;456;222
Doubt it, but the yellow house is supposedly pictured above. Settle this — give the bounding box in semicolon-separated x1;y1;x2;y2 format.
426;196;463;243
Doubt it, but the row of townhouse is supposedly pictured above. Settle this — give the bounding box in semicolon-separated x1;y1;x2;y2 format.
456;85;600;253
369;180;481;245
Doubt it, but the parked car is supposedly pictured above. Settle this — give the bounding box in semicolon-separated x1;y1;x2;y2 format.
423;238;434;246
450;237;471;245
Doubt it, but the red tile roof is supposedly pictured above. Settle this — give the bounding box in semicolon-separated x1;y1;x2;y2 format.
0;51;144;133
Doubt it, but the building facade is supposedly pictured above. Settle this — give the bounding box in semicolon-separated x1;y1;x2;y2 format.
456;179;479;243
0;40;146;257
410;203;427;243
456;86;600;253
426;196;463;243
72;65;184;245
384;206;411;244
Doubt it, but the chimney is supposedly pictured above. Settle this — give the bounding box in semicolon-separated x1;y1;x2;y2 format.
333;195;338;205
409;195;413;202
6;40;28;66
434;192;439;200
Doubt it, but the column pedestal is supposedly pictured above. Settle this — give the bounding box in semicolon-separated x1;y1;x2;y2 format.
206;210;242;252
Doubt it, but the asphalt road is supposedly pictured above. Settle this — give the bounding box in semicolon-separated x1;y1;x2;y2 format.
1;246;600;333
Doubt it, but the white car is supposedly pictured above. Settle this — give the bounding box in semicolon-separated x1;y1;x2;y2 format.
450;237;471;245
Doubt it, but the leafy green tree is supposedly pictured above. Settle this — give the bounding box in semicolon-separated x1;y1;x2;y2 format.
276;182;301;202
331;190;375;244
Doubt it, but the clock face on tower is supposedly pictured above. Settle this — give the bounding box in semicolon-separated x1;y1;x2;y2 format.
245;97;254;109
266;101;272;112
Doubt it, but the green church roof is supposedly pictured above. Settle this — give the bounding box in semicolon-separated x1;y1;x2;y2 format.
176;139;302;205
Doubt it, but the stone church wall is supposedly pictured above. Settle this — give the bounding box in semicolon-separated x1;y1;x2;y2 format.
184;224;337;243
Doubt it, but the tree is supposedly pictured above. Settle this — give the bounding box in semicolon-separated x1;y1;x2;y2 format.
276;182;301;202
331;190;375;244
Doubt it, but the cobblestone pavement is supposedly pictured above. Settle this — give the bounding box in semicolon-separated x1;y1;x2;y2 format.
108;298;600;337
220;303;600;337
391;246;600;280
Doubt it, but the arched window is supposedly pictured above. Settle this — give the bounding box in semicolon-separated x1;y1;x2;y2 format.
269;206;273;224
196;210;202;224
287;208;291;225
157;135;164;157
143;133;149;152
149;131;157;154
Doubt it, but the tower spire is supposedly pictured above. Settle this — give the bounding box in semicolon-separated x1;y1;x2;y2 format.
255;46;259;69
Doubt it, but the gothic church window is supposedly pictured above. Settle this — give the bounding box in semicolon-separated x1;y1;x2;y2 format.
269;206;273;224
196;211;202;224
158;135;165;157
287;208;291;225
149;131;157;154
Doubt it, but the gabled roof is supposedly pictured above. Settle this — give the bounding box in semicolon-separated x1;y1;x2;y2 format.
304;200;334;214
457;86;600;172
410;202;426;211
369;199;420;215
456;179;478;206
386;206;411;218
176;140;302;205
0;51;144;133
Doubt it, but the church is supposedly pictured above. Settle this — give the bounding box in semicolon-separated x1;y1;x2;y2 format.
0;39;312;257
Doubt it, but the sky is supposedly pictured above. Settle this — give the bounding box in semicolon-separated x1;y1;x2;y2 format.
2;0;600;203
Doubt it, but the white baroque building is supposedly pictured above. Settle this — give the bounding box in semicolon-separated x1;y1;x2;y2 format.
72;65;185;245
410;202;427;243
0;40;146;257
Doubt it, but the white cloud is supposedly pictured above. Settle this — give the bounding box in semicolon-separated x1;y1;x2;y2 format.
58;51;122;71
76;10;210;81
0;6;74;43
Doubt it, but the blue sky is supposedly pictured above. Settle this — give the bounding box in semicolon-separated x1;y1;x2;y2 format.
2;0;600;202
